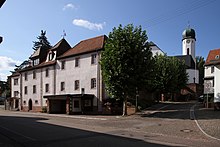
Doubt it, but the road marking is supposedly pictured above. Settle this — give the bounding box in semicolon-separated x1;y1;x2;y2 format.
0;125;36;141
191;104;220;141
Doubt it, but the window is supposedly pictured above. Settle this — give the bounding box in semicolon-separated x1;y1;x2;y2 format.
33;85;36;94
14;91;19;97
74;80;79;90
215;55;219;59
91;78;96;89
61;61;65;70
187;48;189;55
35;100;38;104
213;79;215;87
211;66;214;73
14;78;18;85
74;100;80;108
49;52;55;61
75;57;80;67
23;101;26;105
61;82;65;91
45;68;49;77
33;70;36;79
45;84;49;93
33;59;39;66
91;54;97;64
24;86;27;94
24;72;28;81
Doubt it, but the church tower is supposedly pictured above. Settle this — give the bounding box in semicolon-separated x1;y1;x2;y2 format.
182;27;196;62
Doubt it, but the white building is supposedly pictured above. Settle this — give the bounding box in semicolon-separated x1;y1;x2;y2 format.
9;35;107;114
204;48;220;106
149;41;165;56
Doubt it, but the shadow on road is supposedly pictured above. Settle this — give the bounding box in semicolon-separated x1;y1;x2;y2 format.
0;115;172;147
194;103;220;120
140;102;194;120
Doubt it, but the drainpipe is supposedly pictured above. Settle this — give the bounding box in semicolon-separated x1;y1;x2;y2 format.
97;51;102;112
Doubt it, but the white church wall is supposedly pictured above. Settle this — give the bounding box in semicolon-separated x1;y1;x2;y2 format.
186;69;199;84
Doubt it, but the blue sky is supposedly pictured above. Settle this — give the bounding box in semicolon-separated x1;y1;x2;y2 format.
0;0;219;81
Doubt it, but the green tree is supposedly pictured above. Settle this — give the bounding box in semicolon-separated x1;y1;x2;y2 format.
100;24;153;116
33;30;51;50
153;55;188;101
196;56;205;85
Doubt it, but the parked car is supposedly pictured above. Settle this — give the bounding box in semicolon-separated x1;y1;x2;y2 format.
198;95;204;102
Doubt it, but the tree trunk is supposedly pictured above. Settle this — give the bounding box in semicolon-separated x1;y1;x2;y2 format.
122;96;128;116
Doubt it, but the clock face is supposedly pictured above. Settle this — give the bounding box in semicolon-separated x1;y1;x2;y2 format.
186;40;190;44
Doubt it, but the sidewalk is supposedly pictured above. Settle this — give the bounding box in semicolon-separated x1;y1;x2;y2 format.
194;103;220;140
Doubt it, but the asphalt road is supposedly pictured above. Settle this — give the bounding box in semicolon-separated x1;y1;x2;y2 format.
0;102;219;147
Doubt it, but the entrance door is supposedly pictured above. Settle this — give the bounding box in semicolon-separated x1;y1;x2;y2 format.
28;99;33;111
73;99;81;112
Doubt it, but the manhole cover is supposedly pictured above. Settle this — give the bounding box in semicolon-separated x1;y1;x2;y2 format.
180;129;193;133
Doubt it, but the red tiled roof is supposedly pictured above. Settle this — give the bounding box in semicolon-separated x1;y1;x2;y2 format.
59;35;106;59
205;48;220;66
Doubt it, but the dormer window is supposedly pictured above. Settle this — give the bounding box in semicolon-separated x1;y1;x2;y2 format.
49;52;55;61
33;59;39;66
215;55;219;59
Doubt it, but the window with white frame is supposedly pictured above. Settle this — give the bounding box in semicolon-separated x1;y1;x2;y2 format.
91;78;96;89
14;91;19;97
14;78;18;85
74;80;79;90
33;59;39;66
91;54;97;64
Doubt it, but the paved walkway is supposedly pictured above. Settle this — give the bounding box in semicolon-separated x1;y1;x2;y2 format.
194;103;220;140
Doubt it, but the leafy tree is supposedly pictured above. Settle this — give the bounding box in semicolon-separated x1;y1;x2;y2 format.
33;30;51;50
196;56;205;85
153;54;188;101
100;24;153;116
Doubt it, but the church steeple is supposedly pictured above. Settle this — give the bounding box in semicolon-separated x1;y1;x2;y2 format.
182;27;196;62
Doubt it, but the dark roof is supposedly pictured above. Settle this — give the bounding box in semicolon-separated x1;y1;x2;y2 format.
205;48;220;66
182;28;196;40
0;0;6;8
18;61;56;72
174;55;196;69
9;72;20;77
58;35;106;59
50;38;71;57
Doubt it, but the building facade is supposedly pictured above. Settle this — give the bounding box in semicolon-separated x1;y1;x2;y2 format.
204;48;220;108
9;35;107;114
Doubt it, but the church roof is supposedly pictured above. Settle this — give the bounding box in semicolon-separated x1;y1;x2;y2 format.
174;55;196;69
205;48;220;66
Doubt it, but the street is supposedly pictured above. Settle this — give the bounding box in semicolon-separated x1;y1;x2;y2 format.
0;102;219;147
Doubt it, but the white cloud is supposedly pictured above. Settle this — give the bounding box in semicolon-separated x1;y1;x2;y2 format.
72;19;106;31
63;3;77;11
0;56;21;81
